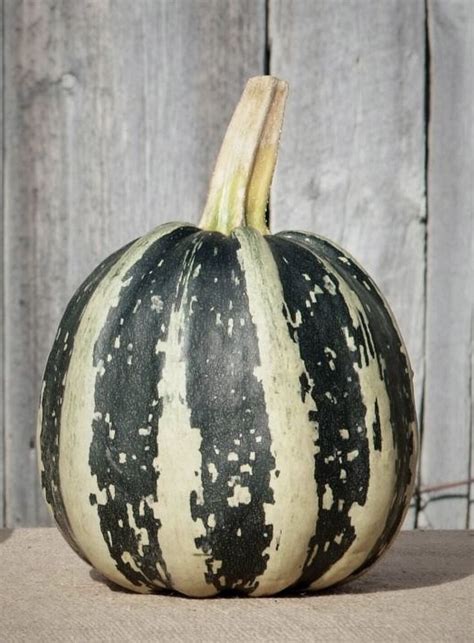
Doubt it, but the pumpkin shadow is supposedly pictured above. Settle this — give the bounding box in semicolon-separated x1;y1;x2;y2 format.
288;532;474;597
89;532;473;597
89;568;176;596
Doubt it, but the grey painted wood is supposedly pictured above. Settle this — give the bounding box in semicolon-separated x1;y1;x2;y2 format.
2;0;473;530
269;0;426;527
2;0;264;526
471;347;473;529
471;344;473;528
419;0;473;529
0;0;4;527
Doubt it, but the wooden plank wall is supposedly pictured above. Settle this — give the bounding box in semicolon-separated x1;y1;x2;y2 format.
1;0;472;528
420;0;473;528
0;0;4;526
2;0;265;526
269;0;426;529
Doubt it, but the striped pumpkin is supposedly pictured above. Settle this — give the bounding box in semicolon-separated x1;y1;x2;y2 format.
38;77;418;597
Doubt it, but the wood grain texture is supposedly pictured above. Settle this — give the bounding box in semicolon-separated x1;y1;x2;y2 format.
268;0;426;527
2;0;264;526
2;0;472;531
1;528;473;642
268;0;427;405
419;0;473;529
471;336;474;528
0;0;4;527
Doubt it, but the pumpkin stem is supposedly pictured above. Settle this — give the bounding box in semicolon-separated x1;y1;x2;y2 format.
199;76;288;235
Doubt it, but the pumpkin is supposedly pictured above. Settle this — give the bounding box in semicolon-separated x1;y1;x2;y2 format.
37;76;418;597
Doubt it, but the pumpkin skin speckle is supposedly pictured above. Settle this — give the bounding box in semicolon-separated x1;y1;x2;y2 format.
37;77;418;597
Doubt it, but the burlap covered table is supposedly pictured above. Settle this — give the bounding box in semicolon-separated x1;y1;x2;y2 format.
1;529;472;641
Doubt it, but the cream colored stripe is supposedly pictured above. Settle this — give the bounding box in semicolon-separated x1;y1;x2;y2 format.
153;236;217;597
316;234;419;570
235;228;319;596
59;223;183;593
309;257;399;591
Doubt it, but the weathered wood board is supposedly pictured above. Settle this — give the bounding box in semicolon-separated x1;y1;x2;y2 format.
419;0;473;529
1;0;472;530
0;0;4;526
2;0;264;526
268;0;427;527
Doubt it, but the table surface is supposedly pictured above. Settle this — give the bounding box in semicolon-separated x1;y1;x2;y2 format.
1;529;473;642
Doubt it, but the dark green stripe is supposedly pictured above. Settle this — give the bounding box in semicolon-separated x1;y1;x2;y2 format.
277;231;416;585
89;225;197;589
39;239;135;562
185;232;274;594
267;234;371;588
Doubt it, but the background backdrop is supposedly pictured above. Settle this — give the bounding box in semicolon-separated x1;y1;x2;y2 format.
0;0;472;529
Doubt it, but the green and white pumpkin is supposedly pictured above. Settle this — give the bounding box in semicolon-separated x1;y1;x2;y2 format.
38;77;418;597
